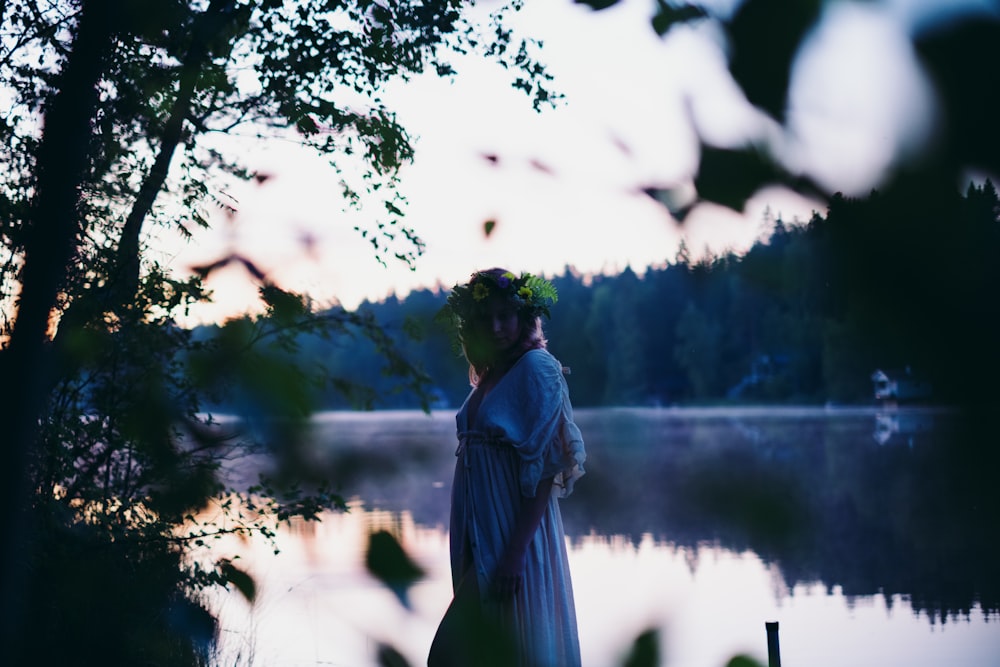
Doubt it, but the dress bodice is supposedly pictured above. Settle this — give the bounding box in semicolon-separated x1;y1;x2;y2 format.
456;348;585;497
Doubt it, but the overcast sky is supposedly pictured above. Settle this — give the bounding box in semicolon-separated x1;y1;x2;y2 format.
159;0;994;323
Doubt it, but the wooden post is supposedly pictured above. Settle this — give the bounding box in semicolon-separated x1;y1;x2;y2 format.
765;621;781;667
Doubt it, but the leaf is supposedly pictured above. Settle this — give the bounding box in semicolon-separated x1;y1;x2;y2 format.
259;283;308;322
295;114;319;135
639;185;696;222
190;255;234;278
726;0;822;122
574;0;621;9
528;159;554;175
483;219;496;237
915;16;1000;178
693;144;823;213
218;558;256;604
726;655;766;667
621;628;659;667
402;315;424;341
365;530;424;609
523;274;559;309
695;145;781;211
651;1;709;37
235;255;267;281
376;643;412;667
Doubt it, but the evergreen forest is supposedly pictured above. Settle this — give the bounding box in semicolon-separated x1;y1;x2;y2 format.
219;179;1000;412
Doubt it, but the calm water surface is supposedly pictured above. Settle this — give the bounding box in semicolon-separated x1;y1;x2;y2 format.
206;407;999;667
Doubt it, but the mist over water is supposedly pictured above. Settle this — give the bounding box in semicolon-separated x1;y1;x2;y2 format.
207;407;999;666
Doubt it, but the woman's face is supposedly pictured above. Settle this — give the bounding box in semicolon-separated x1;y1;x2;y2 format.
479;298;521;354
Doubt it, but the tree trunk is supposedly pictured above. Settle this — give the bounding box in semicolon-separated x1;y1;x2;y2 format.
0;0;115;656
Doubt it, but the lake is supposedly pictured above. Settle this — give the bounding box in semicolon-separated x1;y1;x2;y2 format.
204;406;999;666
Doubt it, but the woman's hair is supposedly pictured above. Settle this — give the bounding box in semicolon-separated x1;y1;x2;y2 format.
457;268;548;385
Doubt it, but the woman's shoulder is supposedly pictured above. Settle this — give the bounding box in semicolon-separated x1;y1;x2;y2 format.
517;348;563;377
521;347;556;365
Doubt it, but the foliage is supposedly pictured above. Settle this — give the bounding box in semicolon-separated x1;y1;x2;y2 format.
0;0;554;662
621;628;660;667
286;178;1000;410
574;0;1000;250
725;657;765;667
365;529;425;610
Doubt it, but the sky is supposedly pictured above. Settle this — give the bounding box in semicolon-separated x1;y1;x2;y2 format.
156;0;994;323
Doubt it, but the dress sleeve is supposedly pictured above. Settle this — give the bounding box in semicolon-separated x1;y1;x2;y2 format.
502;350;586;498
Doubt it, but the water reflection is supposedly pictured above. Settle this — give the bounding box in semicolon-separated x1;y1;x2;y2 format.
207;407;999;666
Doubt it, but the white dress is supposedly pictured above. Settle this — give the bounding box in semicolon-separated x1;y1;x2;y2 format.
450;348;586;666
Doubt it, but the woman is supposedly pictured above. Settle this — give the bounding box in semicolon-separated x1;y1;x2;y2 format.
429;268;586;667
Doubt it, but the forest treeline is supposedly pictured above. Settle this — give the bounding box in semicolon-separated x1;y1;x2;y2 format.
202;178;1000;411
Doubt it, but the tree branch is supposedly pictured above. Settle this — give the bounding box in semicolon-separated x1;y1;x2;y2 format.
0;5;79;70
114;0;238;305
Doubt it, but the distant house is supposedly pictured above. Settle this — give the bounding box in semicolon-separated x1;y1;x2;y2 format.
871;367;932;403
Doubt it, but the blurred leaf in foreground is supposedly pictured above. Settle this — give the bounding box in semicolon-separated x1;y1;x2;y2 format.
365;530;425;609
622;628;660;667
377;642;412;667
218;558;256;604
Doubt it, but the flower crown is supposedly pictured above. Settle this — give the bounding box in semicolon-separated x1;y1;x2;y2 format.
437;270;558;334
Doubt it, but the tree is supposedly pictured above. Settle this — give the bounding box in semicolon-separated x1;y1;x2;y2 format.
603;266;647;404
546;268;595;399
580;278;614;404
0;0;553;661
674;301;722;399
